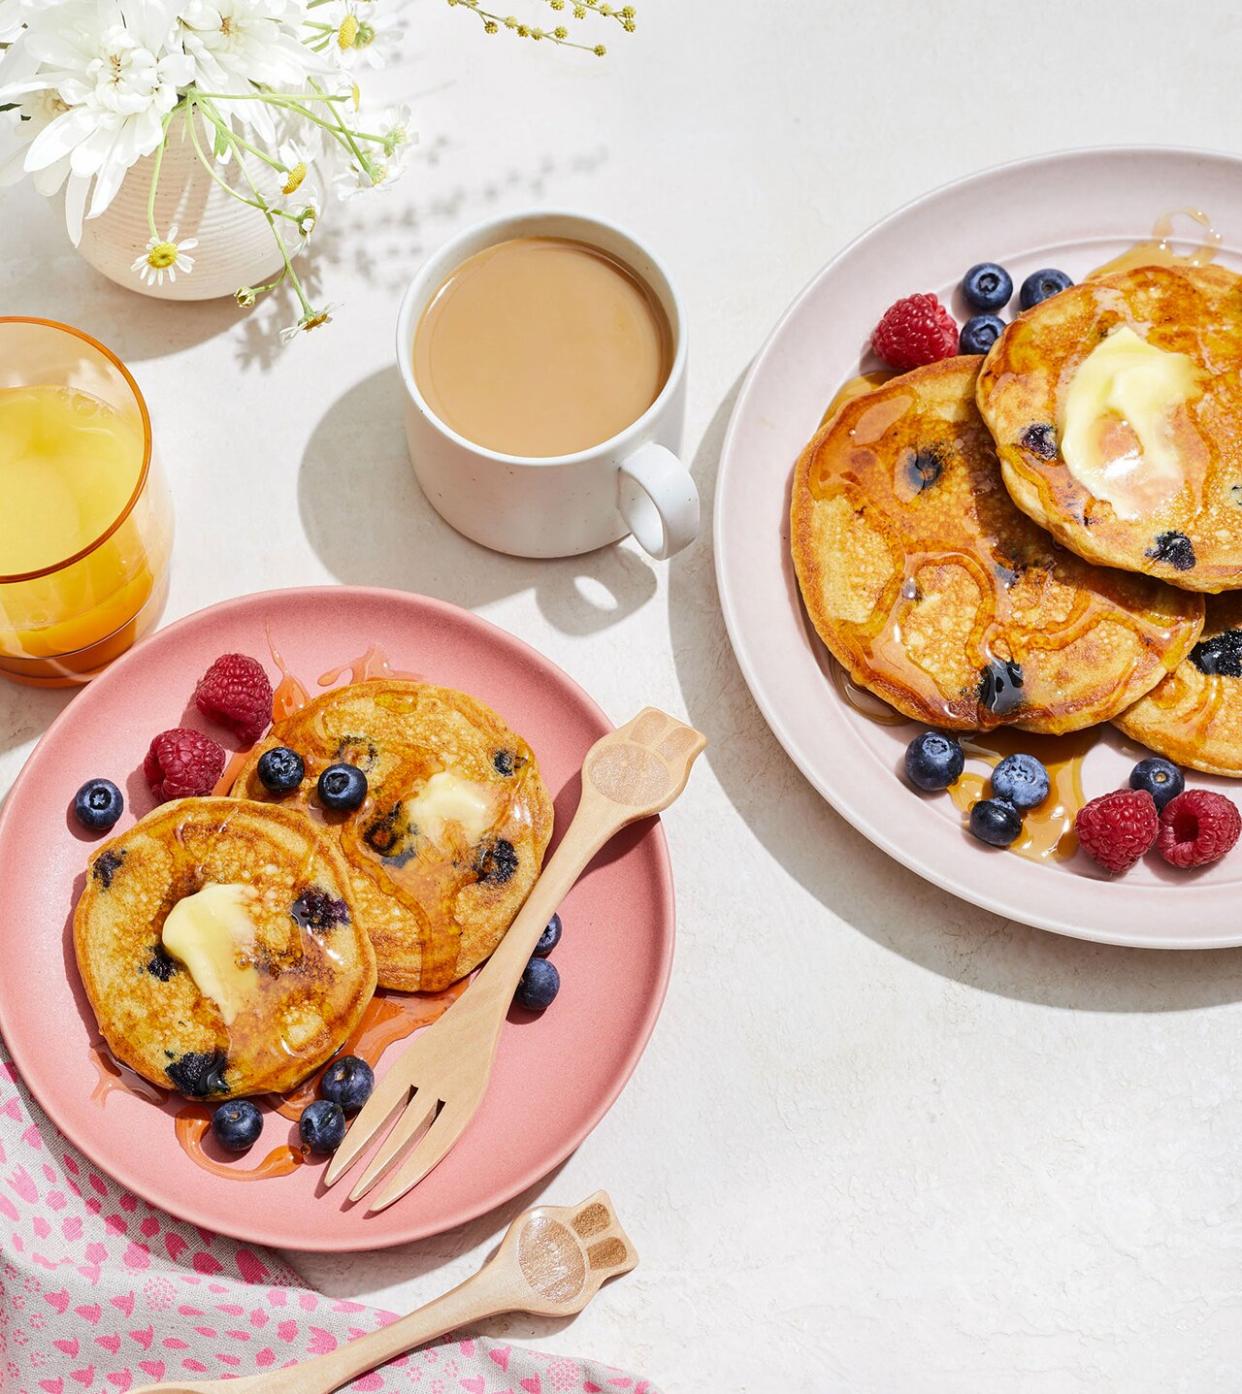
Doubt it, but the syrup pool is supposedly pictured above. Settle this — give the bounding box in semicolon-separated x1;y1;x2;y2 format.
1088;207;1222;279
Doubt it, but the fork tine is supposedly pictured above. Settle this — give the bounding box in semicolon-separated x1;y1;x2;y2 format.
322;1064;414;1188
347;1090;440;1203
364;1105;470;1213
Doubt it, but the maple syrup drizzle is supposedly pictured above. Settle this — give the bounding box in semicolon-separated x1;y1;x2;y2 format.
810;378;1095;856
268;631;311;719
950;728;1092;862
317;644;421;687
174;1108;305;1182
1087;208;1223;279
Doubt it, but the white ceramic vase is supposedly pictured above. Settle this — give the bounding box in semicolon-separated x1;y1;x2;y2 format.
75;119;289;302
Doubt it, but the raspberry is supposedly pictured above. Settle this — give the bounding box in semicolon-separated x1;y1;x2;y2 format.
1075;788;1158;874
143;728;227;802
194;653;273;746
1156;789;1241;868
871;293;960;371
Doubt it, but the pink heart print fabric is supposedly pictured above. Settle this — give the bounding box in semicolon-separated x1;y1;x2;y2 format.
0;1046;658;1394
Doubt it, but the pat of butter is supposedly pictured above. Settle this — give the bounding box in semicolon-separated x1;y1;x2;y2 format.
161;884;260;1027
1060;326;1201;521
405;770;496;845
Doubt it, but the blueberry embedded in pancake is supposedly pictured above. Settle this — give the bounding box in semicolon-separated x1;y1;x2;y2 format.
230;680;554;993
1114;593;1242;775
73;799;376;1099
789;356;1204;732
976;263;1242;592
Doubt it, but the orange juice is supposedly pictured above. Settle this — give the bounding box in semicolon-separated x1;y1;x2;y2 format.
0;380;171;684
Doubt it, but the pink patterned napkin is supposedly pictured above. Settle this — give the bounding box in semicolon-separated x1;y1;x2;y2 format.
0;1044;657;1394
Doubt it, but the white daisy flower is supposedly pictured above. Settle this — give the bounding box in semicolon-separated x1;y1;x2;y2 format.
130;224;198;287
0;0;194;231
280;303;337;343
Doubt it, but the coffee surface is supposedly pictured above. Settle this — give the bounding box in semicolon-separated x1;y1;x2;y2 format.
413;236;672;457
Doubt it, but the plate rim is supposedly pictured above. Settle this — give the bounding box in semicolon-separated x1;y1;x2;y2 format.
714;143;1242;952
0;584;676;1250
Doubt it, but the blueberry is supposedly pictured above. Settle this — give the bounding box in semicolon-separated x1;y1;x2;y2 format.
516;957;560;1011
299;1099;346;1154
211;1100;263;1153
1019;268;1073;309
1191;630;1242;678
990;753;1050;810
73;778;124;832
969;798;1022;848
1129;757;1184;811
317;763;368;812
960;314;1006;355
534;912;562;958
904;731;965;792
257;747;305;794
474;838;518;886
319;1055;374;1115
1146;530;1196;573
961;262;1013;313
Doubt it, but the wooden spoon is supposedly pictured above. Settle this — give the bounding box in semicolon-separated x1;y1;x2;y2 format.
127;1192;636;1394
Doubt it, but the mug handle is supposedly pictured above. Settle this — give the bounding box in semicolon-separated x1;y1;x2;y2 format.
617;443;700;560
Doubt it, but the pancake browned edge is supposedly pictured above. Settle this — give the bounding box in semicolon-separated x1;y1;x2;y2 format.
1115;591;1242;775
231;679;554;993
790;356;1204;733
74;798;376;1100
976;263;1242;592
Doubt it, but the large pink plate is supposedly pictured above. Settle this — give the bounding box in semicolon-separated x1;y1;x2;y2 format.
715;146;1242;950
0;587;673;1250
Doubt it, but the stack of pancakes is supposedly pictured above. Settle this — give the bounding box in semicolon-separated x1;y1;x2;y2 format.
74;680;553;1100
791;262;1242;767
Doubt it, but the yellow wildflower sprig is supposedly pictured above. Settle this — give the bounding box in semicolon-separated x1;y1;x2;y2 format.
446;0;635;54
543;0;636;32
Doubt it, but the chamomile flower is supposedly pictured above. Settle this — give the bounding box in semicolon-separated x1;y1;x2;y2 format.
280;303;337;342
131;225;198;287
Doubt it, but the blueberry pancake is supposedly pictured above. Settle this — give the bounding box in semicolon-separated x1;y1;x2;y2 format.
74;799;376;1100
976;263;1242;593
1114;592;1242;775
790;356;1204;732
230;680;554;993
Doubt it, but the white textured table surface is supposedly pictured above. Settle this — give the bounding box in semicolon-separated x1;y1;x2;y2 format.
5;3;1242;1389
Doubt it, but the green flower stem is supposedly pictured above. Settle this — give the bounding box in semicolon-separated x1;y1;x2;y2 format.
192;89;350;102
184;99;267;215
195;96;289;172
306;79;379;179
220;120;314;318
145;110;174;240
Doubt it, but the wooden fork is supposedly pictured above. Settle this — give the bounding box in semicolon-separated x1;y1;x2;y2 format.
128;1192;636;1394
324;707;707;1211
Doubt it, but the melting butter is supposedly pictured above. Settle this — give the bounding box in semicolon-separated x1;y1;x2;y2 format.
161;883;260;1026
405;770;496;845
1060;326;1201;521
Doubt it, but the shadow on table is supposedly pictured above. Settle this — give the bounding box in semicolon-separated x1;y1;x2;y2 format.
667;377;1242;1014
298;367;657;638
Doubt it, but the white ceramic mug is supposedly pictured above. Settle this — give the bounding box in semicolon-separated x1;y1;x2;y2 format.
395;210;698;560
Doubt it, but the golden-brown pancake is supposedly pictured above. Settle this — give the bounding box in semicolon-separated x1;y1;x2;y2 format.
74;799;376;1100
1114;591;1242;775
976;263;1242;592
790;356;1204;732
231;680;553;992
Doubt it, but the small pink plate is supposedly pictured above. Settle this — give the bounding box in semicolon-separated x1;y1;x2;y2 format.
716;146;1242;950
0;587;673;1250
